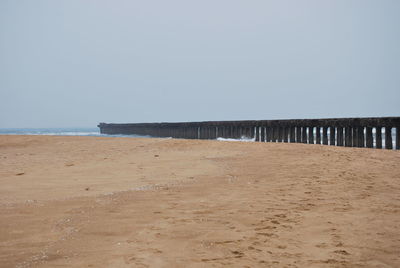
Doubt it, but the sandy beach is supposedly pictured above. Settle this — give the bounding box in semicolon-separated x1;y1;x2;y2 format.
0;135;399;267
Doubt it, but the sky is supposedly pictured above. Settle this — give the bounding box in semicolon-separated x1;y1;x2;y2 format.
0;0;399;128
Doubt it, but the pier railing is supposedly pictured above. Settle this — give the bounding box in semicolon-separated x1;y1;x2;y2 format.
98;117;400;150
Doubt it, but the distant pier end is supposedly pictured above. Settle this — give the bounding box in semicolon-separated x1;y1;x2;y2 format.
98;117;400;150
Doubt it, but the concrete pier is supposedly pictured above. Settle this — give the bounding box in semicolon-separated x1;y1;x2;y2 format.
284;127;289;143
386;127;392;150
261;127;266;142
345;127;352;147
322;127;328;145
316;127;321;145
358;127;365;148
302;127;307;144
98;117;400;150
366;127;373;148
296;126;302;143
308;127;314;144
290;127;296;143
330;127;335;146
337;127;343;146
376;127;382;149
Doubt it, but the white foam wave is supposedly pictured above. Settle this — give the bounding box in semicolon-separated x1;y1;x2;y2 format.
217;136;255;142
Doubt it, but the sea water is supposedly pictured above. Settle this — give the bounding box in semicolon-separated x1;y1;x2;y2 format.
0;128;146;138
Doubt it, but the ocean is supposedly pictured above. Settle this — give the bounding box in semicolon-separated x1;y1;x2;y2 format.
0;128;146;138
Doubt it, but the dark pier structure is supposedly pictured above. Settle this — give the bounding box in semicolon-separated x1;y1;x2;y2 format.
98;117;400;150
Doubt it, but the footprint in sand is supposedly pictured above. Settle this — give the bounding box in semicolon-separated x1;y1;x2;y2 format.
333;250;350;255
231;250;244;258
256;232;275;237
254;226;276;231
316;243;328;248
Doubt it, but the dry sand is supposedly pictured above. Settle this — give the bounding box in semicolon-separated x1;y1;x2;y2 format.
0;135;399;267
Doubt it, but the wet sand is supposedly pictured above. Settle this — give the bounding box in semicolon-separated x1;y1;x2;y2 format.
0;135;399;267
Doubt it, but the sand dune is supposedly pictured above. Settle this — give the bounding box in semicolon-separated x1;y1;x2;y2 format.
0;135;399;267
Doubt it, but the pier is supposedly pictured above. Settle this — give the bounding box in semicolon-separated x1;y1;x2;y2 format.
98;117;400;150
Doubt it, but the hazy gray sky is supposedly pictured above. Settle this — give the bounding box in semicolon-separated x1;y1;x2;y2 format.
1;0;399;128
